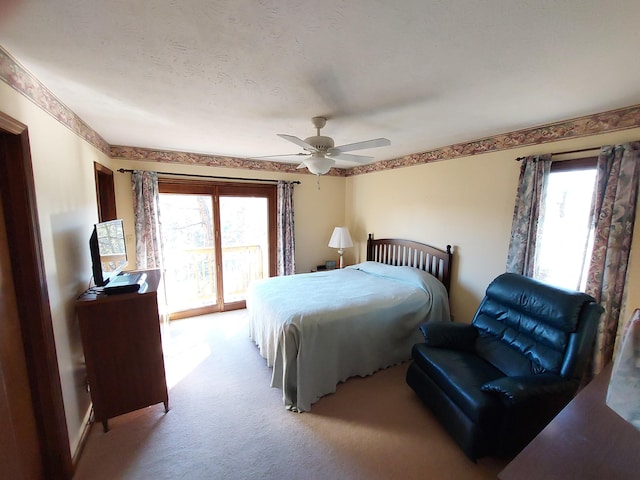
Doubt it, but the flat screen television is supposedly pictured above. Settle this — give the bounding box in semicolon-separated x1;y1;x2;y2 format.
90;219;128;287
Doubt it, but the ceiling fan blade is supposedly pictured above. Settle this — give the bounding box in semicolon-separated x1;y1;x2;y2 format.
250;153;308;159
330;137;391;154
277;134;318;152
296;162;307;169
328;152;374;163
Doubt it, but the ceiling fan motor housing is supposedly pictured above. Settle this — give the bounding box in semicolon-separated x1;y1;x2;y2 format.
303;135;334;152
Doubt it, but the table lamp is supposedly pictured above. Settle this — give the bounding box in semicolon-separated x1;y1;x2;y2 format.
328;227;353;269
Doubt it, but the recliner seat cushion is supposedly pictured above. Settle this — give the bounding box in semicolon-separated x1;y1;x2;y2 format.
411;344;503;423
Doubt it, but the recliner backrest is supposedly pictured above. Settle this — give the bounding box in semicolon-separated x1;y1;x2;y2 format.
471;273;601;379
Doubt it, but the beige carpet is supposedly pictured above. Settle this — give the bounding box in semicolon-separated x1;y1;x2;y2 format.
73;310;508;479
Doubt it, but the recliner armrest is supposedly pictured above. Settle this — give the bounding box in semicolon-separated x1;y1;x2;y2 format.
481;373;579;405
419;321;478;350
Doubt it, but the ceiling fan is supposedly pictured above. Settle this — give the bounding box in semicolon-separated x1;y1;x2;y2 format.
266;117;390;175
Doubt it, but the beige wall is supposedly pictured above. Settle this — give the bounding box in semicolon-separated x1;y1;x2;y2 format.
3;69;640;462
346;129;640;329
0;81;110;456
109;159;347;274
0;78;347;458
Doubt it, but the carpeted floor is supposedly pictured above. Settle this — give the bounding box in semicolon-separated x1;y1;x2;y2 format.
73;310;508;479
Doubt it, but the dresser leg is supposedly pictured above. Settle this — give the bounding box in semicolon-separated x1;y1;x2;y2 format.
101;419;109;433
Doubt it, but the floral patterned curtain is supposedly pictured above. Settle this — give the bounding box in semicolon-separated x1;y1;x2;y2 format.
131;170;163;269
277;180;295;276
586;142;640;376
505;155;552;275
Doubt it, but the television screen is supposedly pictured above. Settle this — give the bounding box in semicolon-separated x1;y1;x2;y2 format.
90;219;128;286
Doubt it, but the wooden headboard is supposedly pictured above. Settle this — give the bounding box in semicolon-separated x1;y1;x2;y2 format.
366;234;453;292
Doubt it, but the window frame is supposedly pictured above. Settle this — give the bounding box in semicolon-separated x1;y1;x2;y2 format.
550;156;597;173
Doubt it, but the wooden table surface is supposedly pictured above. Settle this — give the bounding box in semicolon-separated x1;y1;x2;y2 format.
499;362;640;480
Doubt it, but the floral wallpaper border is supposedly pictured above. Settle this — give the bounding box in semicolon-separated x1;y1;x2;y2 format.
347;106;640;176
108;144;338;176
2;46;640;177
0;47;110;155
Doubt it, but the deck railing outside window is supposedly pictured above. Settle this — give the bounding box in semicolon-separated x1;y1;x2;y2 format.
163;244;263;312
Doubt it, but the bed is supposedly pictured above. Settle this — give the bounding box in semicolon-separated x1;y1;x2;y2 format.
247;234;453;412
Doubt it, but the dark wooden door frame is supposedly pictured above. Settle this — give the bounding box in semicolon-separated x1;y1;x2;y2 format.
0;111;73;479
94;162;117;221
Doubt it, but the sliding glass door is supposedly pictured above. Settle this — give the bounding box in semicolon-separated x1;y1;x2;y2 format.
219;195;270;304
159;181;276;318
158;193;217;315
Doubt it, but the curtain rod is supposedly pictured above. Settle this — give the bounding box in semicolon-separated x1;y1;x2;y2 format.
117;168;300;184
551;146;601;156
516;146;601;161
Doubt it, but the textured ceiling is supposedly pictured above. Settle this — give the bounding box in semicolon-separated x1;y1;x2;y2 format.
1;1;640;169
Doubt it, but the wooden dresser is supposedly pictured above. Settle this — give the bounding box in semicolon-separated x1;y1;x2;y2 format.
76;269;168;432
499;361;640;480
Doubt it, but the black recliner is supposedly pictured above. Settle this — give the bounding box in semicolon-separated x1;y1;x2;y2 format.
406;273;603;460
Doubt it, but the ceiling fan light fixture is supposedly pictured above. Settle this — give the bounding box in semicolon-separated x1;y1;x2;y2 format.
305;156;335;175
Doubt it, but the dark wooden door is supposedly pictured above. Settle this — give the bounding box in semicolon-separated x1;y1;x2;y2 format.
0;186;43;480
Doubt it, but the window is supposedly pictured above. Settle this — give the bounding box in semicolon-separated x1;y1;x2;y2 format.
534;158;597;291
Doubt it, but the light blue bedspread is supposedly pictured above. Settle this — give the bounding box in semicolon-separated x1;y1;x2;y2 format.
247;261;450;411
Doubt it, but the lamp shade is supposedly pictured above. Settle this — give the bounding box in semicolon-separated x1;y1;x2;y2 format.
328;227;353;249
